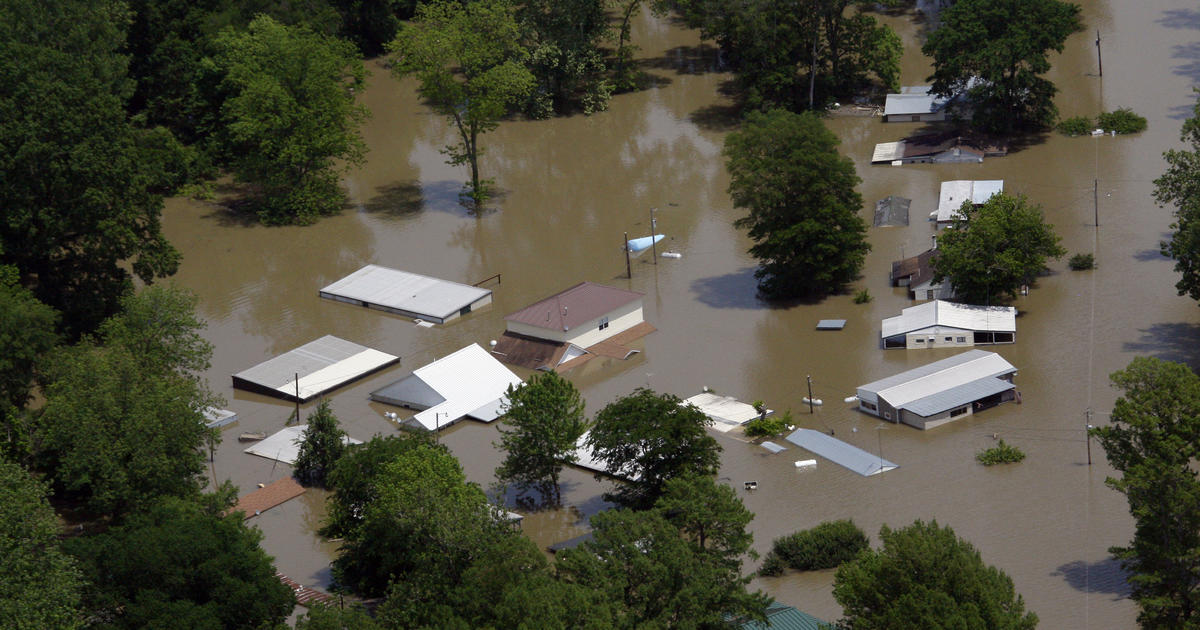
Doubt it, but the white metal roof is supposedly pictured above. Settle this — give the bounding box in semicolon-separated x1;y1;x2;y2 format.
233;335;398;402
569;431;642;481
203;407;238;429
243;425;362;465
936;180;1003;222
682;392;769;432
872;141;905;163
881;301;1016;338
784;429;898;476
319;264;491;322
857;350;1016;411
372;343;522;431
883;86;948;117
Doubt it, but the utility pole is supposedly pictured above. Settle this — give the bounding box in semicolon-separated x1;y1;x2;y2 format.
1095;30;1103;78
1094;179;1099;227
650;208;658;264
623;232;632;279
807;375;815;414
1085;408;1094;466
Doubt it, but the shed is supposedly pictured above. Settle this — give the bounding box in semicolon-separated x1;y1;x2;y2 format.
369;343;522;432
890;248;955;301
319;264;492;324
505;282;645;348
683;392;771;433
784;429;897;476
232;335;399;402
882;85;951;123
872;132;1006;165
935;180;1003;223
873;195;910;227
243;425;363;465
203;407;238;429
856;349;1017;430
881;301;1016;349
739;602;831;630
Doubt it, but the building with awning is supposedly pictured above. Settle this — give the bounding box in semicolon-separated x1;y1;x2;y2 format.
856;350;1018;430
881;300;1016;349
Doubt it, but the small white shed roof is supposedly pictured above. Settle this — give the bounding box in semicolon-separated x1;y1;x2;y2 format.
232;335;399;402
244;425;363;465
319;265;491;323
881;301;1016;338
883;86;948;117
682;392;769;432
872;141;905;163
858;350;1016;411
936;180;1003;222
370;343;522;432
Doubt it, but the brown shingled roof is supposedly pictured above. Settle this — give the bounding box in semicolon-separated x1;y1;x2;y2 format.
891;249;939;286
505;282;643;332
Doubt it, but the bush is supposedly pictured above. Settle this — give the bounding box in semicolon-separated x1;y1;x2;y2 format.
1097;108;1147;134
1056;115;1092;136
758;551;787;576
1068;253;1095;270
744;410;792;438
765;520;869;572
976;439;1026;466
853;288;872;304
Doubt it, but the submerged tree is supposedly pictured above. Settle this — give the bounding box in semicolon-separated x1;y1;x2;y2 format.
391;0;534;209
725;109;870;299
494;371;588;505
294;400;348;488
1156;96;1200;304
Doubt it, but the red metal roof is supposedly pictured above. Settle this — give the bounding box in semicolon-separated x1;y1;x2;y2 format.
505;282;643;332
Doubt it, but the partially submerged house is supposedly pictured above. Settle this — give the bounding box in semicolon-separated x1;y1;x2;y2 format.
319;264;492;324
244;426;363;464
369;343;523;432
873;195;910;227
935;180;1004;223
882;85;953;123
890;247;954;301
491;282;655;371
232;335;399;402
881;300;1017;349
871;132;1007;165
855;349;1018;430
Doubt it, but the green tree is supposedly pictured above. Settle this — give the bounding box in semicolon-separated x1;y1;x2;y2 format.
0;457;83;629
97;284;213;382
0;0;181;337
213;15;369;225
519;0;612;116
833;520;1038;630
0;278;59;410
320;432;439;540
391;0;535;208
294;400;348;488
331;0;422;55
495;371;588;505
725;109;870;299
931;192;1066;304
587;388;721;510
296;603;383;630
65;496;295;629
922;0;1082;133
1156;97;1200;304
1092;357;1200;628
655;474;753;558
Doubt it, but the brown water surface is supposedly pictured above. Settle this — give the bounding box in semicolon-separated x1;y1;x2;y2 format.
163;2;1200;626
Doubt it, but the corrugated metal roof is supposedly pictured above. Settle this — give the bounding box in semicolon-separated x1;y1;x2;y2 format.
784;429;898;477
371;344;522;431
506;282;642;332
858;350;1016;410
684;392;765;430
937;180;1004;222
872;141;904;163
244;425;362;464
881;301;1016;338
232;335;399;402
570;431;642;481
883;86;947;117
740;603;831;630
319;265;491;322
904;377;1015;417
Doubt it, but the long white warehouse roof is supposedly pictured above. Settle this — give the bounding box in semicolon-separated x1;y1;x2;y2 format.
319;264;491;323
882;301;1016;338
232;335;398;402
858;350;1016;411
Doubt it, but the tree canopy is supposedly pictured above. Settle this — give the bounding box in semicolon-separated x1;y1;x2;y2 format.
391;0;535;208
725;109;870;299
321;432;439;540
923;0;1082;133
1156;96;1200;304
833;520;1038;630
931;192;1066;304
0;456;83;629
519;0;612;116
213;15;369;225
494;371;588;505
587;388;722;510
0;278;59;411
1093;357;1200;628
294;400;349;488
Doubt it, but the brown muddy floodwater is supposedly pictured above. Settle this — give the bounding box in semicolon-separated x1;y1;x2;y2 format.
163;2;1200;627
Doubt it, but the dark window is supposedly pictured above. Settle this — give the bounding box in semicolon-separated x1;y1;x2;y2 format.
944;336;953;342
950;406;969;418
861;401;878;411
915;337;925;343
599;316;609;331
956;336;966;343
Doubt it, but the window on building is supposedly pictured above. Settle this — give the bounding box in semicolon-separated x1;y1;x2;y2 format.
944;336;953;342
950;406;968;417
599;316;609;331
861;401;877;411
915;337;925;343
956;336;966;343
884;411;892;420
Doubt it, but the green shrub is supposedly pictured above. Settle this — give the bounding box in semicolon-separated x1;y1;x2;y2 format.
853;288;872;304
758;551;787;576
1097;108;1147;134
976;439;1026;466
766;519;869;572
1057;115;1092;136
1068;253;1095;270
745;409;793;438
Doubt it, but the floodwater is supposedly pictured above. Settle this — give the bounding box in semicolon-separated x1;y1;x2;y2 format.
162;2;1200;627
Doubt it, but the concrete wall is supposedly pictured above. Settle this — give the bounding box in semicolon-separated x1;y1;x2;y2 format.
902;327;974;350
506;301;643;346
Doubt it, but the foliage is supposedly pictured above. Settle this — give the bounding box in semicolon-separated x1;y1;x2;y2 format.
932;193;1066;304
494;371;589;505
587;388;722;510
1057;115;1092;136
331;444;512;601
725;109;870;299
65;496;295;629
296;603;383;630
97;284;213;382
294;400;349;488
391;0;535;208
744;411;791;438
213;15;369;225
833;520;1038;629
0;0;181;337
760;520;868;576
923;0;1082;133
0;456;83;629
331;0;422;55
320;432;439;540
1093;357;1200;628
976;439;1026;465
519;0;613;116
1098;108;1147;134
655;474;754;559
1068;253;1095;270
0;279;59;410
1156;97;1200;303
853;288;872;304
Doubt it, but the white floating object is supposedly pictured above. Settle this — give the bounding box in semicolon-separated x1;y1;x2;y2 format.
802;397;823;406
1091;128;1104;136
489;339;497;347
626;234;665;253
843;396;858;404
744;481;758;490
414;318;435;328
661;251;682;259
794;459;817;468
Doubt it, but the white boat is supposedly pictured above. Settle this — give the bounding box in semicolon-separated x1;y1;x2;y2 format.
626;234;664;253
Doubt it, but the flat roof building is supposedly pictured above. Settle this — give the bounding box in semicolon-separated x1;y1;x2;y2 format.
882;301;1016;349
936;180;1003;223
856;350;1018;430
319;264;492;324
232;335;398;402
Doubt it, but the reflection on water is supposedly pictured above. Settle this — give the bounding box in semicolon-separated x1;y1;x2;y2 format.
158;2;1200;627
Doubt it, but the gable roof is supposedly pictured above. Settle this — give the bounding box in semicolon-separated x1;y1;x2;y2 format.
506;282;643;332
882;301;1016;338
739;602;831;630
884;85;950;117
936;180;1004;222
858;350;1016;412
370;344;522;431
891;248;936;283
